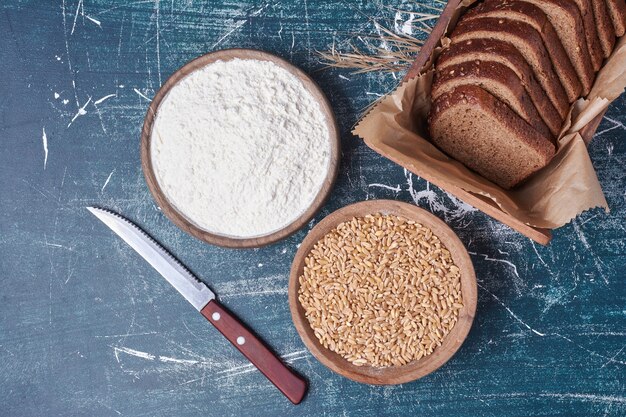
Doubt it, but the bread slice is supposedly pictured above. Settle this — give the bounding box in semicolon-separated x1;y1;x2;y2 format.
463;1;585;99
593;0;617;58
519;0;595;95
436;39;566;133
606;0;626;37
432;60;557;139
569;0;605;70
451;17;575;104
428;85;555;189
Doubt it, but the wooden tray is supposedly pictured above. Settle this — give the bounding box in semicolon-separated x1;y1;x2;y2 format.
401;0;608;246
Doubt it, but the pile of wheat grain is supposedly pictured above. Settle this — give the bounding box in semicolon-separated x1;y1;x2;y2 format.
298;213;463;367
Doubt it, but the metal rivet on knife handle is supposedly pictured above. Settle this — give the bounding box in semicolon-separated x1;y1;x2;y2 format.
202;300;308;404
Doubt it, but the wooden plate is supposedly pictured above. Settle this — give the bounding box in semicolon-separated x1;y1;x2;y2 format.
288;200;477;385
141;49;340;248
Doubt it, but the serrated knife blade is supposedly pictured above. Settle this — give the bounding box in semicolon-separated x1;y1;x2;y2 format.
87;206;215;310
87;207;307;404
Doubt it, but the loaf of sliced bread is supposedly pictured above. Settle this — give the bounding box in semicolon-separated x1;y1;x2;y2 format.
436;39;566;132
592;0;617;58
432;60;557;139
606;0;626;37
451;17;575;104
569;0;605;70
463;0;585;97
428;85;555;189
519;0;595;96
425;0;623;189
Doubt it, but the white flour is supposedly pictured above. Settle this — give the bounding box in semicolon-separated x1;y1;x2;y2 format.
151;58;331;238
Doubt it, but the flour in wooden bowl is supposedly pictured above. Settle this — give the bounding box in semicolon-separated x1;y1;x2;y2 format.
151;58;331;238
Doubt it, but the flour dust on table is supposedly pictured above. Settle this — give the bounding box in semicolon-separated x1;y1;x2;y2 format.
151;58;331;238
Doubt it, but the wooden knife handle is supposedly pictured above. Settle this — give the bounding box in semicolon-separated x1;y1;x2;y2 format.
200;300;307;404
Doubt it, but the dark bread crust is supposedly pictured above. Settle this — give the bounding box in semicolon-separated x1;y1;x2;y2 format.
593;0;617;58
606;0;626;37
452;16;576;103
517;0;595;95
569;0;605;70
436;38;566;133
464;0;587;96
432;60;556;139
428;85;555;189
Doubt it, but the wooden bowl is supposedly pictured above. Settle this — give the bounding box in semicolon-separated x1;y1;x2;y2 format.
288;200;477;384
141;49;340;248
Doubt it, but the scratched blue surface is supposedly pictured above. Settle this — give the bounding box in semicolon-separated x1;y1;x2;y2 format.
1;1;625;416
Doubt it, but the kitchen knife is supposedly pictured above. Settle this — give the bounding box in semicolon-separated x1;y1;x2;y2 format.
87;207;307;404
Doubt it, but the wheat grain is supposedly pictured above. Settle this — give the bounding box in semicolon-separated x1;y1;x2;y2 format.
298;213;463;367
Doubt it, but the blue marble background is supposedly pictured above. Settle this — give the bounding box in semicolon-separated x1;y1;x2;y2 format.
1;1;624;416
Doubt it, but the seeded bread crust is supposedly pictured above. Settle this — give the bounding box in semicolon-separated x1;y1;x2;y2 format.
568;0;605;70
451;17;575;104
518;0;595;96
463;0;586;96
432;60;556;139
606;0;626;37
436;38;566;133
428;85;555;189
593;0;617;58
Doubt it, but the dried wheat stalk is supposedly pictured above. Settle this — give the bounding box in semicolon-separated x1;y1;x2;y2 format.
318;4;442;74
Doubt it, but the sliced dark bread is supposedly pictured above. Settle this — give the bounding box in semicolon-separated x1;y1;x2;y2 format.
432;60;557;139
436;39;566;132
569;0;605;70
451;17;575;104
428;85;555;189
606;0;626;37
463;0;585;98
592;0;617;58
519;0;595;95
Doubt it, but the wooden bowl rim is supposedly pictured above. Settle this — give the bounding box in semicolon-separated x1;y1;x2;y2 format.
140;48;340;248
288;200;477;385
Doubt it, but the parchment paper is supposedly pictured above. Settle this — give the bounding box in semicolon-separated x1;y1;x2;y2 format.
353;1;626;229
